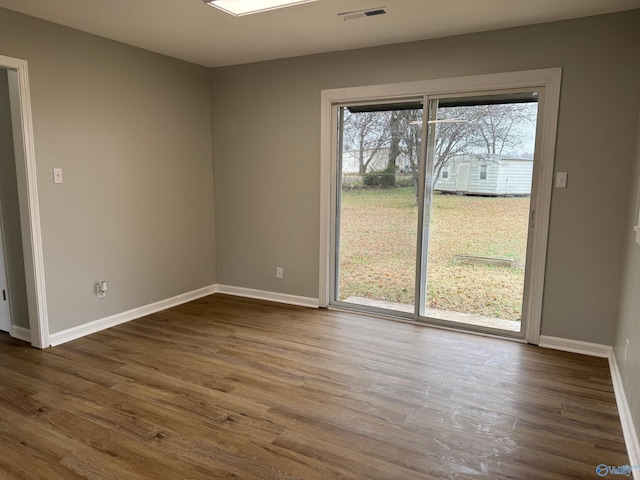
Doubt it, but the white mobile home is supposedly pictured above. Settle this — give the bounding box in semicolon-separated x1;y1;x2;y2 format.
435;154;533;196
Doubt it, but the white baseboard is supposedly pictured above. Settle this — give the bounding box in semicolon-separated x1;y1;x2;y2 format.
609;351;640;479
11;325;31;343
49;285;217;346
539;335;639;476
214;284;319;308
48;284;316;347
538;335;611;357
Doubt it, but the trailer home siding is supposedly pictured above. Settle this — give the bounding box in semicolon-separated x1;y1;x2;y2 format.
436;155;533;196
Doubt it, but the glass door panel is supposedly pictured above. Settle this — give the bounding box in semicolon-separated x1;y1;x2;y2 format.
335;102;423;314
420;93;539;333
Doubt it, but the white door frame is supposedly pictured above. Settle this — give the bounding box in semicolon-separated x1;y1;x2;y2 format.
0;55;49;348
319;68;562;344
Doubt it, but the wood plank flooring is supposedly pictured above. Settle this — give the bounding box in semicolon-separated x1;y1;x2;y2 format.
0;294;629;479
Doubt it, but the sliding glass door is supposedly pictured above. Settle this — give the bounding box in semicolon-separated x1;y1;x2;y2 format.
420;92;539;334
334;101;423;316
332;90;540;336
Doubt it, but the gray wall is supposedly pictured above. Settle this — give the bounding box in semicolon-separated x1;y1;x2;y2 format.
1;5;638;351
615;98;640;446
0;8;216;333
211;10;640;345
0;69;29;329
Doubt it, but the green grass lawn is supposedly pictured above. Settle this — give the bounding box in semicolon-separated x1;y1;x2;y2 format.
338;187;530;321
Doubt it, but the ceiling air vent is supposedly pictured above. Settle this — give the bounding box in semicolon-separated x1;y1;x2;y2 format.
364;9;386;17
338;6;389;21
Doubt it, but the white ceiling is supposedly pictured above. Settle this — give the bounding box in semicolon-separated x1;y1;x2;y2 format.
1;0;639;67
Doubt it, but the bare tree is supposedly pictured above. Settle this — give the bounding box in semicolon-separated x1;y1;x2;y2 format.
394;103;537;188
342;110;391;174
342;102;537;187
387;107;483;189
387;110;422;190
474;103;537;155
431;106;485;181
386;111;403;186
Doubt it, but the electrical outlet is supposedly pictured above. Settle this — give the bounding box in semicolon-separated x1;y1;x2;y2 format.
625;338;630;361
276;267;283;279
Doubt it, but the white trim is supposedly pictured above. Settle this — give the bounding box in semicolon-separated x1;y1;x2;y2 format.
49;285;216;346
215;284;319;308
538;335;611;357
319;89;332;308
48;283;316;346
524;68;562;345
0;56;49;348
10;325;30;342
320;69;562;105
319;68;562;344
539;336;639;473
609;352;640;478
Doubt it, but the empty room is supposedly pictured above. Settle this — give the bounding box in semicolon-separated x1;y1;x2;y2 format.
0;0;639;478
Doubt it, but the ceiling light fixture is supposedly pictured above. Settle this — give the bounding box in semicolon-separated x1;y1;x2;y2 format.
203;0;318;16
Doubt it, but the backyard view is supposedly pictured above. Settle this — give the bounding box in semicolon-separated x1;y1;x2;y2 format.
337;187;529;321
335;94;538;330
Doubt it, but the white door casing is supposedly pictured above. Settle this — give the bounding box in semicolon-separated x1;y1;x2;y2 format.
0;56;49;348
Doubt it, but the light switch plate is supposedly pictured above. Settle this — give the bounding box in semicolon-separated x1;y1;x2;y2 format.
53;168;63;184
555;171;567;188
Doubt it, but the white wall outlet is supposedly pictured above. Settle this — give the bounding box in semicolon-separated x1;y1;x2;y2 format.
53;168;63;184
276;267;283;279
555;171;567;188
625;338;630;361
96;280;108;299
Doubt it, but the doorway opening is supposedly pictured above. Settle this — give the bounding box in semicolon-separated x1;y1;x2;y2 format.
0;55;49;348
0;231;11;333
0;67;21;335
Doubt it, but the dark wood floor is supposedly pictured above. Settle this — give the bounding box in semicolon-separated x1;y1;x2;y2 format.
0;294;628;479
